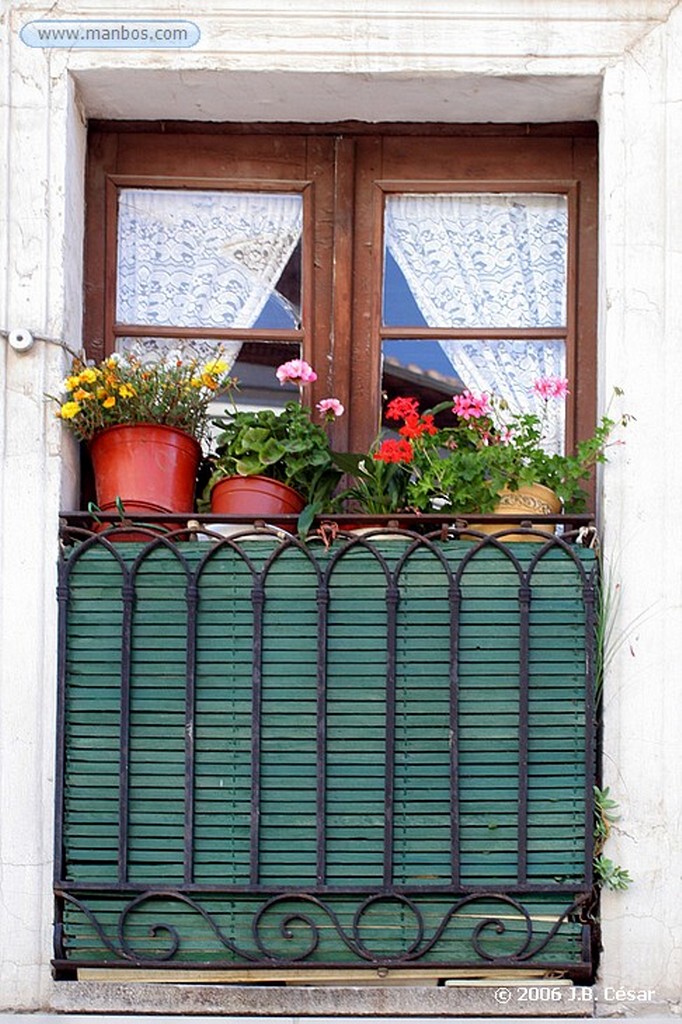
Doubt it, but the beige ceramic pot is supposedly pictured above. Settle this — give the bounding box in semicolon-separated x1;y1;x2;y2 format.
468;482;562;542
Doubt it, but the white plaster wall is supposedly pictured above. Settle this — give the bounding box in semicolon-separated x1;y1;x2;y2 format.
0;0;681;1012
598;5;682;1014
0;8;84;1008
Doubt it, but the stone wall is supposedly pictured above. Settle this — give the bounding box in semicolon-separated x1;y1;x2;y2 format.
0;0;680;1012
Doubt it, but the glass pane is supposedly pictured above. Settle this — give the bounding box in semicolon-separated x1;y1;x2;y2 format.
382;337;566;450
116;189;303;329
228;341;301;413
116;336;242;368
383;193;568;329
381;339;462;426
443;337;567;452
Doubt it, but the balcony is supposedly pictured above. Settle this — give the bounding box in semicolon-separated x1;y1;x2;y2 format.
54;514;598;982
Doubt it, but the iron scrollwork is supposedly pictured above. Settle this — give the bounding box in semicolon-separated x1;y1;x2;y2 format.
55;525;596;977
59;889;589;967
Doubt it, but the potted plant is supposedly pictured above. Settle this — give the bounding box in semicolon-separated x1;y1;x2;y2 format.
333;394;498;522
336;380;628;529
413;379;628;524
203;359;344;532
52;349;236;522
331;398;440;525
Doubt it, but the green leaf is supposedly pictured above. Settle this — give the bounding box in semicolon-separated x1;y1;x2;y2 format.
331;451;366;474
258;438;287;466
236;426;271;452
296;501;319;537
234;454;264;476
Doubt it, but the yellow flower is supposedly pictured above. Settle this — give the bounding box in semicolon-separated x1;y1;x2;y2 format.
201;373;219;390
60;401;81;419
203;359;229;376
79;368;99;384
96;387;108;400
190;377;203;389
63;375;81;392
118;383;136;398
102;395;116;409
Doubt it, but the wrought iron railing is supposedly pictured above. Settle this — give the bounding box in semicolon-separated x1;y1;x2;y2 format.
54;515;598;979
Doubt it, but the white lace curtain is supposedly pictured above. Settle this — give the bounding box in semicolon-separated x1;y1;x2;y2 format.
385;193;568;451
116;188;303;367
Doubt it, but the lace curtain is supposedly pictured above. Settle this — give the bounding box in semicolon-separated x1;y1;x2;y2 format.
116;189;303;367
385;193;568;451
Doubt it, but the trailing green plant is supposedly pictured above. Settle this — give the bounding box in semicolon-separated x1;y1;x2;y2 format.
594;855;632;892
413;381;629;514
593;785;632;891
335;382;629;517
476;405;623;513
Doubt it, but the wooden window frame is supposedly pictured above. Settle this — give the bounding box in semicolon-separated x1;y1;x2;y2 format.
104;174;311;352
84;121;597;458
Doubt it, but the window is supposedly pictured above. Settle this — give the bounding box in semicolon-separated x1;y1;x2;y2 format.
66;123;601;982
85;123;597;455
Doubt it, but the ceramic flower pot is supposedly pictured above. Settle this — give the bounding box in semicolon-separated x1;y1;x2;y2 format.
209;474;305;529
466;483;562;543
89;423;202;535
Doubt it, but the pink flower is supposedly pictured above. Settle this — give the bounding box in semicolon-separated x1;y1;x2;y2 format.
317;397;345;419
533;376;569;400
276;359;318;386
452;390;491;420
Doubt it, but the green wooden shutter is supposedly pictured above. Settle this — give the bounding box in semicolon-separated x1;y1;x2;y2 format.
56;531;596;975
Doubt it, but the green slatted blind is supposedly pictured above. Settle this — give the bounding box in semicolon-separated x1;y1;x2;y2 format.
58;534;595;970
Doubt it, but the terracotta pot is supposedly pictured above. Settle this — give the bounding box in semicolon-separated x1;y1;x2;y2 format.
209;474;305;526
89;423;202;531
468;483;562;543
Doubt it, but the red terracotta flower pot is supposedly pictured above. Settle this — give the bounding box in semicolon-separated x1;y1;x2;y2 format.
210;474;305;526
89;424;202;530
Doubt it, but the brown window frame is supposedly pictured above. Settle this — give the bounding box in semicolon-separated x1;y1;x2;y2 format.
84;121;598;457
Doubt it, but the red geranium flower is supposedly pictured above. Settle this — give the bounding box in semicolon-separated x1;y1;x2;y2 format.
385;396;420;422
373;438;415;463
419;413;438;436
398;413;423;439
399;412;439;439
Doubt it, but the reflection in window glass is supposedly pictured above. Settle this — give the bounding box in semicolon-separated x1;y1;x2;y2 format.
445;337;566;452
228;341;301;413
381;336;566;449
253;241;301;330
383;193;568;329
381;339;462;426
115;339;301;424
117;189;303;329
